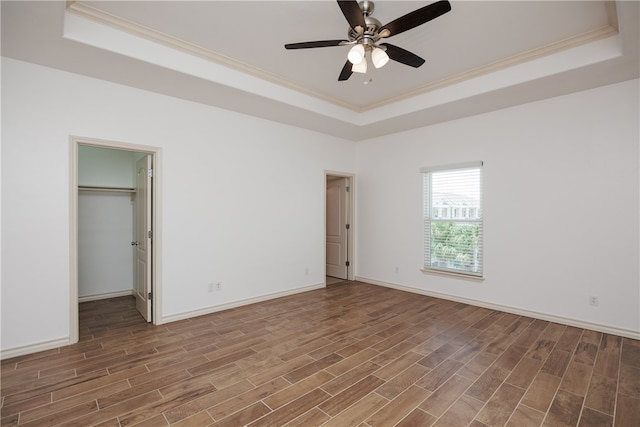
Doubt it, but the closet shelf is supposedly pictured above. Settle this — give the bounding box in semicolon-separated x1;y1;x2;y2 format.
78;186;136;193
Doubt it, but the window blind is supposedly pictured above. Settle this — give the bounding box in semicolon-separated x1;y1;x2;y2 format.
423;162;483;277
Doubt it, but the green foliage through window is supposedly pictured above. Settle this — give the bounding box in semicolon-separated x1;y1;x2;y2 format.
430;222;480;272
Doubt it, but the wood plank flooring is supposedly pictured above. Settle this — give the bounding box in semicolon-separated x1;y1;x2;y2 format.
2;282;639;426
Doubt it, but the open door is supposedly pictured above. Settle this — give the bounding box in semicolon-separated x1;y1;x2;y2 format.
134;155;152;321
326;176;349;279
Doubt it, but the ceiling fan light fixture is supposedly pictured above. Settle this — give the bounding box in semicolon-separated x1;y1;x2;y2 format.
371;47;389;68
347;44;365;64
352;58;368;74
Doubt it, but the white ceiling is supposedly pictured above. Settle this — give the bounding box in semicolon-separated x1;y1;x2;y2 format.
2;1;638;140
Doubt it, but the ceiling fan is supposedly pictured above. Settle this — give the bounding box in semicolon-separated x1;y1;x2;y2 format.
284;0;452;81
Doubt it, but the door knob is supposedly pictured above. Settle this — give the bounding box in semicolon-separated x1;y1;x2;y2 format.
131;241;138;246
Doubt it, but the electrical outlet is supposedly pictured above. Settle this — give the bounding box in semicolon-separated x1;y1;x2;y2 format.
589;295;599;307
216;282;222;291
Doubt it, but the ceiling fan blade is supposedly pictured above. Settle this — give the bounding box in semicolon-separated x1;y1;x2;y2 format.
338;60;353;81
337;0;366;33
381;43;426;68
379;0;451;38
285;40;347;49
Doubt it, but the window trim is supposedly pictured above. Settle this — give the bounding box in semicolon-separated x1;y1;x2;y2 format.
422;161;484;279
420;161;483;174
421;266;485;281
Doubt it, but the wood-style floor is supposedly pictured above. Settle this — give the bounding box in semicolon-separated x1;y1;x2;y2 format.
1;282;639;426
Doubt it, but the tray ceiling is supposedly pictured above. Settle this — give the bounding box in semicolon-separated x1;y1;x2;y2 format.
2;1;638;140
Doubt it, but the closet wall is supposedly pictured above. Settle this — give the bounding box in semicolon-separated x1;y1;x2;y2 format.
78;146;145;300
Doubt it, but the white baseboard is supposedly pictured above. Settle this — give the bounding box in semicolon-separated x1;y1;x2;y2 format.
6;278;634;361
78;290;134;302
1;337;71;361
160;283;326;324
356;276;640;340
3;284;325;359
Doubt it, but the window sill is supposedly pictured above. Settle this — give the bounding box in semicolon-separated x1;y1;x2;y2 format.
421;268;484;282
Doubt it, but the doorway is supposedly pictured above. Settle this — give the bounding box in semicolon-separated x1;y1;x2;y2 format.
70;137;162;344
325;172;354;283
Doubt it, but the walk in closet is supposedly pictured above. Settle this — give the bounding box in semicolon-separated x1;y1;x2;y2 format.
78;146;145;301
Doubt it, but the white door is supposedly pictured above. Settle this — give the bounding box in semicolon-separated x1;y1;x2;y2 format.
134;155;152;321
326;177;349;279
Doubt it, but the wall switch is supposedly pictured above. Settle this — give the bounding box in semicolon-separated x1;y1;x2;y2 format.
589;295;599;307
208;283;215;293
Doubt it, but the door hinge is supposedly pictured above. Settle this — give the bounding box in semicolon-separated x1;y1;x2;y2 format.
346;224;350;230
148;168;153;178
148;230;153;239
148;292;152;300
346;261;350;267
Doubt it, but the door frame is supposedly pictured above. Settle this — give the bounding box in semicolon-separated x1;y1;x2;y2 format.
69;136;163;344
325;171;355;282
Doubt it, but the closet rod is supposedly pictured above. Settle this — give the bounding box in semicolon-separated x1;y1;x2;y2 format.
78;186;136;193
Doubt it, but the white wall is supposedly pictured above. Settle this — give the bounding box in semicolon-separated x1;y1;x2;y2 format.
1;58;356;354
356;79;640;337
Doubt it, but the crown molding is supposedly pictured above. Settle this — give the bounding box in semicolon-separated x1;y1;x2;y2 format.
65;1;361;112
65;1;619;116
364;24;618;112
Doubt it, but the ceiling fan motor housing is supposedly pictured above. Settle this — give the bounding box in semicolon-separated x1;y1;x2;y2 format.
348;1;382;46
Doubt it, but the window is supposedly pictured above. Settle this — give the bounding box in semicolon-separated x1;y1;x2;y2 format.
422;162;483;277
